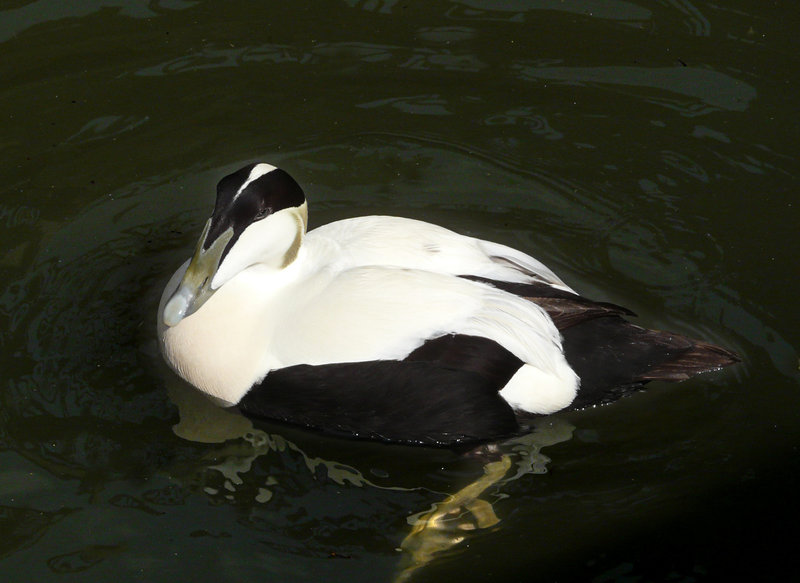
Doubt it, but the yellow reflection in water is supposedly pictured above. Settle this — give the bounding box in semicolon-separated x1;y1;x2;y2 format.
395;455;511;583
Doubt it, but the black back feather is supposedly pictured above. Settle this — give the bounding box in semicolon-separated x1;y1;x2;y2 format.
406;333;522;385
461;275;634;328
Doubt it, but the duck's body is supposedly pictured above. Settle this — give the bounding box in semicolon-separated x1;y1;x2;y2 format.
159;163;738;447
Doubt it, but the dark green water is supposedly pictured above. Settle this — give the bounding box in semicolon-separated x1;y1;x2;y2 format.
1;1;798;581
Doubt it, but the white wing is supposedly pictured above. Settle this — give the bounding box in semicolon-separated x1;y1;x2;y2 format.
306;216;574;292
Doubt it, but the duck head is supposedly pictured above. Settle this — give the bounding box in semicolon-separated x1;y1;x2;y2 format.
163;163;308;327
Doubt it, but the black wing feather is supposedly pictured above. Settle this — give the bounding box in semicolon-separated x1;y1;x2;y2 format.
406;333;523;385
461;275;634;329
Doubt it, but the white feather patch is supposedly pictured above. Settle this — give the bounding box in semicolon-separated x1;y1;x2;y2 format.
306;216;574;291
500;363;578;414
232;163;278;201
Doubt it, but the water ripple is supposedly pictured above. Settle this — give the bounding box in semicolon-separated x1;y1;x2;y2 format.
357;95;453;116
656;0;710;36
446;0;652;23
515;64;757;115
135;41;486;77
0;0;197;43
483;107;563;140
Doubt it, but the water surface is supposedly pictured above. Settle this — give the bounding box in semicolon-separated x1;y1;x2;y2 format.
1;1;798;581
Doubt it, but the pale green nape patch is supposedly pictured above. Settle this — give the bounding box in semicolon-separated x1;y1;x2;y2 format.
280;202;308;268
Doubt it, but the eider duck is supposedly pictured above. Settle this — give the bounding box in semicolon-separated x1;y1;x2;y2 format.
159;163;738;447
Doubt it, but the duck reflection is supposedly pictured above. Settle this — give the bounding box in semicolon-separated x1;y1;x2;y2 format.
395;421;573;582
168;377;574;581
395;454;510;582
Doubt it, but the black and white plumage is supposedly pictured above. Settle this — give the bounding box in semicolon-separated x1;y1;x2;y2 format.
159;163;738;447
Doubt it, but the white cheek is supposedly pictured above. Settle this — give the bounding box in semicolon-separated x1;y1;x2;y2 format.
212;210;299;288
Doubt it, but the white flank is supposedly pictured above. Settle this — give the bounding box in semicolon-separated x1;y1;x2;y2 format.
500;364;578;414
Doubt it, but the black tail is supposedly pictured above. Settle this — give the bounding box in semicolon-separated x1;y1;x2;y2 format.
561;316;739;409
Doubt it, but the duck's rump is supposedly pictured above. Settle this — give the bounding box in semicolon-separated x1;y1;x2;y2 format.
464;276;739;409
560;316;738;409
237;280;738;447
